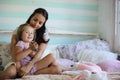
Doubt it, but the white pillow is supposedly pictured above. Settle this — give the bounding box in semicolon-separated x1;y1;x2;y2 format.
77;49;117;63
57;39;111;62
41;44;60;59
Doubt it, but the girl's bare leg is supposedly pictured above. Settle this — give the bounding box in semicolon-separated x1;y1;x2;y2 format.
34;54;62;74
18;62;33;76
34;64;61;74
0;65;17;79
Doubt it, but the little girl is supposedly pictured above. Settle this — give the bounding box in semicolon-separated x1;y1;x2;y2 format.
14;23;38;76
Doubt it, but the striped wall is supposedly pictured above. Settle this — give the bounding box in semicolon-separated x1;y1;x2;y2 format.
0;0;98;44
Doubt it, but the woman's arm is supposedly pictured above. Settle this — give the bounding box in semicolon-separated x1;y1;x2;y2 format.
10;34;17;55
30;42;48;63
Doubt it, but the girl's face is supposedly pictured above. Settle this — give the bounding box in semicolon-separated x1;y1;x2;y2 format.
22;26;35;43
30;13;46;30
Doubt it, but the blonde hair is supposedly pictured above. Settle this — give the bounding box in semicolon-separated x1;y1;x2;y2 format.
16;23;36;42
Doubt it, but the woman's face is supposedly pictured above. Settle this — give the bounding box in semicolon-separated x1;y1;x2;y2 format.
30;13;46;30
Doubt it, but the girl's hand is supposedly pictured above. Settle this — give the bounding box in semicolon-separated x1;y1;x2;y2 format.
29;42;38;51
29;51;36;58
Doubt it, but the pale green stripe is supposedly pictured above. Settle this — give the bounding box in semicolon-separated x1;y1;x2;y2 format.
0;12;30;18
0;37;11;42
0;24;18;30
0;12;97;22
0;24;98;33
48;26;98;33
0;23;98;33
0;0;98;11
0;34;95;44
0;37;95;44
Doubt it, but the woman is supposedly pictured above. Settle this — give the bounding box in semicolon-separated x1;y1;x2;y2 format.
0;8;62;79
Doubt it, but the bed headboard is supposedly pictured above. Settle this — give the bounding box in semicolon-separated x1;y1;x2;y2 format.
0;28;98;44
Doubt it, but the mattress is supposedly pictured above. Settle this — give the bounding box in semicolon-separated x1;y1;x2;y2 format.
16;71;120;80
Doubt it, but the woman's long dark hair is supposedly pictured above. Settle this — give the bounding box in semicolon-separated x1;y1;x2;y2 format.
26;8;49;44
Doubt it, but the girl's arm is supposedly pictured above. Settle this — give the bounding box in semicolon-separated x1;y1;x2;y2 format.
13;46;32;61
14;43;37;76
16;43;47;75
30;42;48;63
14;42;38;61
29;51;36;58
10;34;33;65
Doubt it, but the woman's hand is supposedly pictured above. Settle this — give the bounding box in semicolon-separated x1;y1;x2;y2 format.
29;42;38;51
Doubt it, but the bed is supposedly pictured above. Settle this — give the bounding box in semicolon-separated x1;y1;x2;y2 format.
0;29;120;80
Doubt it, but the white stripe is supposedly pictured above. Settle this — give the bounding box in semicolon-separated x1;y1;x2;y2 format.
48;28;98;36
0;29;98;36
43;0;98;5
46;20;97;27
0;4;40;13
47;8;98;16
0;5;97;16
0;17;26;24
